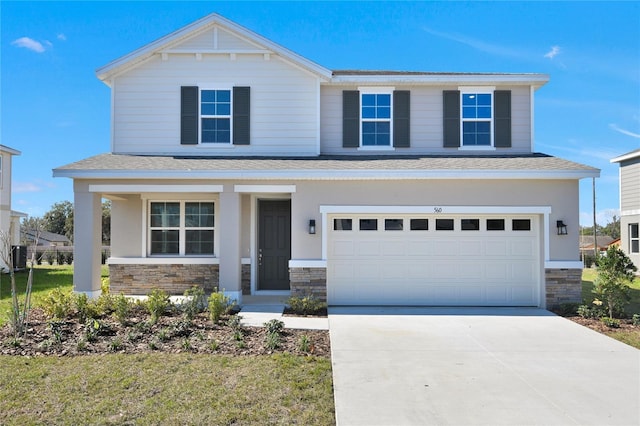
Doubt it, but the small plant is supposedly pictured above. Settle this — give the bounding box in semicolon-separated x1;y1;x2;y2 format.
113;294;133;325
236;339;247;349
577;302;605;319
182;286;207;320
146;288;171;324
286;294;327;316
181;338;192;350
48;321;65;344
632;314;640;326
593;246;637;319
264;319;285;335
227;314;243;332
40;287;73;320
552;303;579;316
600;317;621;328
208;288;233;324
172;319;193;338
84;318;105;342
148;340;159;350
209;340;219;351
156;328;170;342
265;332;281;350
76;339;88;352
126;330;142;343
74;293;89;322
298;335;312;353
109;337;123;352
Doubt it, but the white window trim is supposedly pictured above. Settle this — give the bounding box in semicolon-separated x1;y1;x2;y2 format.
458;86;495;149
358;86;394;149
199;87;233;145
143;198;218;258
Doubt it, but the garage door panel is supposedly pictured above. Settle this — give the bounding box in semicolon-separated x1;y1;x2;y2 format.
328;214;540;306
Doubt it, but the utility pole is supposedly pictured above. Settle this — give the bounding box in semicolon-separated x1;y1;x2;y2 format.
593;177;598;259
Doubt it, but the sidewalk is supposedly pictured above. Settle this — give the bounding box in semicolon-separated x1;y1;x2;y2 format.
239;303;329;330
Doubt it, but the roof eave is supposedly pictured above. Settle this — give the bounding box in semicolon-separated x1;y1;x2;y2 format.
329;73;550;88
0;145;21;156
611;149;640;163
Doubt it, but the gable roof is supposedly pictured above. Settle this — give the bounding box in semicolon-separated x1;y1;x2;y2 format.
579;235;615;249
53;152;600;180
96;13;332;83
22;229;71;244
0;144;21;156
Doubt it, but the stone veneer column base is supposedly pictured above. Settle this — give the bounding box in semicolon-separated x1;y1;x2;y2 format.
289;267;327;302
241;264;251;295
109;264;219;295
545;268;582;308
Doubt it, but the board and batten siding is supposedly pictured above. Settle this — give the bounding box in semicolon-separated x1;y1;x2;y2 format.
177;27;259;51
620;159;640;212
112;54;319;156
320;85;532;154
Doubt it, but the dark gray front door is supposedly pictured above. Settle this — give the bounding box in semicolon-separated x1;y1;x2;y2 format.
258;199;291;290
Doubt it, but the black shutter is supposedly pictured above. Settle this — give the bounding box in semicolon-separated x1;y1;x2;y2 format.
393;90;410;148
494;90;511;148
233;86;250;145
443;90;460;148
343;90;360;148
181;86;198;145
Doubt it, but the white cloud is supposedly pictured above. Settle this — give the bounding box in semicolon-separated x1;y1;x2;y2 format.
11;37;46;53
580;209;621;226
57;33;67;41
12;182;43;193
609;123;640;139
544;45;561;59
422;26;527;60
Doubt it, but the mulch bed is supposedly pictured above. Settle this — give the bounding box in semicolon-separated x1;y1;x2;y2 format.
566;315;639;334
0;308;330;358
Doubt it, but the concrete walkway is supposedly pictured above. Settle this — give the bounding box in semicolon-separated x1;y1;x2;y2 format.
239;303;328;330
329;307;640;426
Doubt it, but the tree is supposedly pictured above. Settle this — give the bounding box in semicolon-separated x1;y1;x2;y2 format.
593;246;637;318
42;201;74;242
102;200;111;244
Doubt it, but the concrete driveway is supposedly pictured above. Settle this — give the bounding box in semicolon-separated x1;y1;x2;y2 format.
329;307;640;426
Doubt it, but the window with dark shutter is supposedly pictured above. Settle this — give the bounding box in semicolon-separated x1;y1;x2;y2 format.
443;90;460;148
393;90;410;148
233;86;250;145
343;90;360;148
494;90;511;148
181;86;199;145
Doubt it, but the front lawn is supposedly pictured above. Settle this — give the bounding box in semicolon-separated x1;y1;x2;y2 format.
0;353;335;425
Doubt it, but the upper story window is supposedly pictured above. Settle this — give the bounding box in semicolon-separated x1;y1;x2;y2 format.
200;89;231;143
630;223;639;254
361;93;392;147
462;92;492;146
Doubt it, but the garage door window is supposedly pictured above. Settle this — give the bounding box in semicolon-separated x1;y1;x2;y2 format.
360;219;378;231
436;219;454;231
512;219;531;231
461;219;480;231
410;219;428;231
487;219;505;231
334;219;352;231
385;219;404;231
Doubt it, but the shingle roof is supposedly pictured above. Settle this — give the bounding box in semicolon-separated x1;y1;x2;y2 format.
53;153;599;180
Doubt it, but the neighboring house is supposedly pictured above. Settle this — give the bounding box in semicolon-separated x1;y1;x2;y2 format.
611;149;640;272
22;229;71;247
53;14;600;308
579;235;614;258
0;144;26;270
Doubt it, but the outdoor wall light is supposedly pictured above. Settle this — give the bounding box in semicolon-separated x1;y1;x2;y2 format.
309;219;316;235
556;220;568;235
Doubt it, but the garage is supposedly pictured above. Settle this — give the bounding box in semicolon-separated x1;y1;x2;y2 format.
327;214;541;306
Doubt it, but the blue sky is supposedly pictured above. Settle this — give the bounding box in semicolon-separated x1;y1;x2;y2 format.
2;1;639;226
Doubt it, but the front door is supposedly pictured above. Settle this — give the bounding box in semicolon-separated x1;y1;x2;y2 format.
258;199;291;290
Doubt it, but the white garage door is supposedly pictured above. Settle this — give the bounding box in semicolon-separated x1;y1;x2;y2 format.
327;214;540;306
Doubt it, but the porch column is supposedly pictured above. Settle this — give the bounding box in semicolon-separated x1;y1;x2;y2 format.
73;184;102;298
218;186;242;303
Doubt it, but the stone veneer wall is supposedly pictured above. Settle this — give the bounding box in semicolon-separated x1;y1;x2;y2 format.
289;267;327;301
241;264;251;295
109;264;219;295
545;268;582;308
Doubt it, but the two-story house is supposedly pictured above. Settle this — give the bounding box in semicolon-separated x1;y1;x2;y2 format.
53;14;600;308
611;149;640;272
0;144;26;271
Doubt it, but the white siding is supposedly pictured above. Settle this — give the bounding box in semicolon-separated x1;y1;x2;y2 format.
112;54;319;156
320;85;532;155
620;159;640;211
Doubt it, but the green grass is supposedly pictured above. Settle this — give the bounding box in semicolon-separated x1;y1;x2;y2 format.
581;268;640;315
0;353;335;425
0;265;108;327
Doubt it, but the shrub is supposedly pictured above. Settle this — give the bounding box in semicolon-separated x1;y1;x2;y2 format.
593;246;637;318
298;335;311;353
113;294;133;325
265;332;281;350
208;288;232;324
552;302;579;316
56;252;65;266
109;337;123;352
40;288;73;320
264;319;285;335
286;294;327;316
45;252;55;265
601;317;621;328
48;320;65;344
632;314;640;326
64;252;73;265
584;254;596;268
181;286;207;320
73;293;102;322
146;288;171;324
